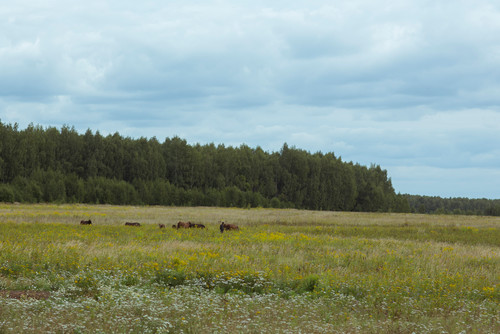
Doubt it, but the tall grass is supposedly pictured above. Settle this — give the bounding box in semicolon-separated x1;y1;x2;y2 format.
0;203;499;333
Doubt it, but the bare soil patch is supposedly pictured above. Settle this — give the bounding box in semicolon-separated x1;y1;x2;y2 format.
0;290;51;300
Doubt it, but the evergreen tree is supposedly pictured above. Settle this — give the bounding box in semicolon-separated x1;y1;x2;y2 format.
1;121;468;214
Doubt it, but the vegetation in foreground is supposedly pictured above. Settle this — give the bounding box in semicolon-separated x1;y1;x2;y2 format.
0;204;499;333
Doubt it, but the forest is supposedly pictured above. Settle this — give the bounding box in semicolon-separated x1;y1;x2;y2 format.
0;121;498;215
404;194;500;216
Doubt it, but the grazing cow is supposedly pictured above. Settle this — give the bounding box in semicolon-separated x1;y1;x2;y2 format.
220;221;238;232
80;220;92;225
225;224;238;230
125;222;141;227
190;223;205;229
158;224;165;228
172;224;177;229
177;221;191;229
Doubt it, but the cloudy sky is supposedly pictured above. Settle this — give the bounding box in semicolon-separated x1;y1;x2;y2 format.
1;0;500;199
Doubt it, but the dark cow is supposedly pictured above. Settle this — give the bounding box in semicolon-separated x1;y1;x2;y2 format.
226;224;239;230
190;223;205;229
80;220;92;225
220;221;238;232
125;222;141;227
158;224;165;229
176;221;191;229
172;224;177;229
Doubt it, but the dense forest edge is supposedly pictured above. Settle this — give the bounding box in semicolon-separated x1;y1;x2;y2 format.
0;121;499;215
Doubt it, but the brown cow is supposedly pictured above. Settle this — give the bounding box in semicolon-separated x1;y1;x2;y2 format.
158;224;165;228
220;221;238;232
176;221;191;228
80;220;92;225
125;222;141;227
190;223;205;228
225;223;238;230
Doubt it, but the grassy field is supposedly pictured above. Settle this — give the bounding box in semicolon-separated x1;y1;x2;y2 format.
0;203;499;333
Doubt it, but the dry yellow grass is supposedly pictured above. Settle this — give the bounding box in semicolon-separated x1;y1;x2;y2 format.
0;203;498;333
2;202;499;227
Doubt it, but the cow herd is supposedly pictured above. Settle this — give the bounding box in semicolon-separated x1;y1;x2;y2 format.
80;219;237;233
172;221;206;229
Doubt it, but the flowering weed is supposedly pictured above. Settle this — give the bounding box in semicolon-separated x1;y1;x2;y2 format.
0;204;499;333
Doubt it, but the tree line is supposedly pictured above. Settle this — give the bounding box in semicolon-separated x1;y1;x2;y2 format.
0;121;498;215
404;194;500;216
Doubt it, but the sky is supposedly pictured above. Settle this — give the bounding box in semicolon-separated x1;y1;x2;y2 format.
1;0;500;199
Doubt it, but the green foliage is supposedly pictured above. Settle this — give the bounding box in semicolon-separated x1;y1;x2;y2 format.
71;272;100;299
405;194;500;216
0;205;499;333
0;121;407;212
0;184;14;202
297;274;320;293
153;269;187;287
2;121;499;215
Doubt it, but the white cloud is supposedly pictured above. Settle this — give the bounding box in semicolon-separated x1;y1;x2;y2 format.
1;0;500;198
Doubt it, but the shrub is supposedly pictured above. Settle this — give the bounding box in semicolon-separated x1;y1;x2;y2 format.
153;269;187;287
0;184;14;202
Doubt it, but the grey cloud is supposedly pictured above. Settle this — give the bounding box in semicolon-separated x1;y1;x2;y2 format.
2;0;500;198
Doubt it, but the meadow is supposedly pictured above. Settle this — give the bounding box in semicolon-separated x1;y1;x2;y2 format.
0;203;498;333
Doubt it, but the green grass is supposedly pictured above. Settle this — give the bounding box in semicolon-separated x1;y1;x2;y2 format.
0;203;499;333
